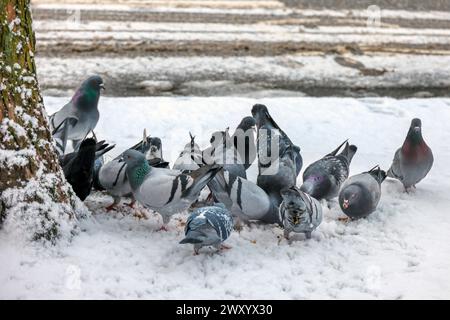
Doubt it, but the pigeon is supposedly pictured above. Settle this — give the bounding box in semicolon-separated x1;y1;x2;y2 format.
98;134;169;210
123;149;221;230
230;116;257;170
279;186;323;240
203;129;247;179
387;118;434;191
49;75;104;155
62;138;99;201
251;104;302;206
339;165;386;219
173;132;203;173
180;203;233;255
59;139;114;168
301;140;357;200
208;169;280;226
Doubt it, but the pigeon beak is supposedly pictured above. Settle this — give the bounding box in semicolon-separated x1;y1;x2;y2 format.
342;199;349;209
100;83;105;91
413;126;421;133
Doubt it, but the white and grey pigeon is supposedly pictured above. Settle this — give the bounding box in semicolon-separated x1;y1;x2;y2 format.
97;134;168;211
339;165;386;219
203;129;247;179
230;116;257;171
301;140;357;201
208;169;280;226
180;203;233;255
172;132;203;173
279;186;323;240
251;104;302;206
387;118;434;191
49;75;104;155
123;149;221;230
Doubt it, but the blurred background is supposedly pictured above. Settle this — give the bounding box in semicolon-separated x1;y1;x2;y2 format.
31;0;450;97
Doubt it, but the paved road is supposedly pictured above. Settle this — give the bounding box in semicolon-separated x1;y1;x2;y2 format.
31;0;450;97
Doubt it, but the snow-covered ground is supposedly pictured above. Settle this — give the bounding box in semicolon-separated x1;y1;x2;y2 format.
1;96;450;299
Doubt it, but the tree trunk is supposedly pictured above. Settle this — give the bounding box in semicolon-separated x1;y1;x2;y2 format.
0;0;84;241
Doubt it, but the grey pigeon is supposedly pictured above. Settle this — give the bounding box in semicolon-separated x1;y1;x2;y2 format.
98;134;168;210
251;104;302;206
301;140;357;200
172;132;203;173
339;165;386;219
204;129;247;179
231;116;257;170
123;149;221;230
387;118;434;191
180;203;233;255
279;186;323;240
49;75;104;155
208;169;280;226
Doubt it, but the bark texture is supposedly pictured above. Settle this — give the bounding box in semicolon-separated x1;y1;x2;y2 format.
0;0;83;241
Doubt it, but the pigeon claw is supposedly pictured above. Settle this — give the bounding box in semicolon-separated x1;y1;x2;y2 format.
220;244;232;250
105;204;117;212
157;225;169;232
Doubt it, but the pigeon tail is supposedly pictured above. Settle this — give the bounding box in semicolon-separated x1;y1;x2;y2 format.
327;139;348;157
179;236;204;244
184;165;222;199
368;165;387;184
95;144;115;160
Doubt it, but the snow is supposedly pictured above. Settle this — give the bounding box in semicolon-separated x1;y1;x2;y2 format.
1;96;450;299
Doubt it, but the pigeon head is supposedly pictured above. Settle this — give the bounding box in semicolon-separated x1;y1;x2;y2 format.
82;75;105;92
251;104;272;128
123;149;146;167
210;131;228;145
405;118;423;145
149;137;162;154
339;184;373;219
281;187;308;225
123;149;150;189
238;116;256;132
300;175;331;200
73;75;104;109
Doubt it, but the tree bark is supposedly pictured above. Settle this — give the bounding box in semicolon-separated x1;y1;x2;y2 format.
0;0;82;241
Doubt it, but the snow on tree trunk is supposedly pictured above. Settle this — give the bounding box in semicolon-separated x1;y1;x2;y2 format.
0;0;86;241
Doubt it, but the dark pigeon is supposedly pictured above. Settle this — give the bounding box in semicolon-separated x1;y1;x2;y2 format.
339;165;386;219
251;104;302;206
62;138;101;201
301;140;357;200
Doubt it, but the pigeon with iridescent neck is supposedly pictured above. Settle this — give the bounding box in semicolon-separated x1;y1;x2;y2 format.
49;75;104;155
387;118;433;191
123;149;221;230
339;165;386;219
97;133;168;211
301;140;357;201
